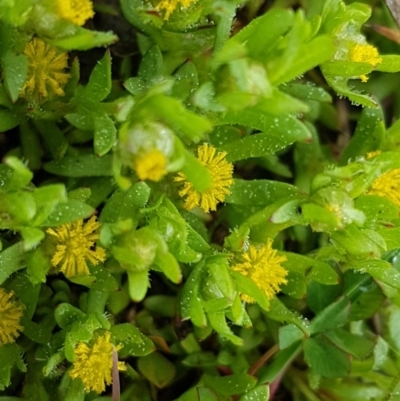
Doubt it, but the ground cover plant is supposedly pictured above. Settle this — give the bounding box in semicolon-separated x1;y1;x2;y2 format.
2;0;400;400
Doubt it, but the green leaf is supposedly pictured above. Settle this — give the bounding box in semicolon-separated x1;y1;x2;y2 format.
4;156;33;190
111;323;155;357
138;45;163;83
172;60;199;101
197;388;221;401
0;344;26;391
239;385;269;401
279;324;305;350
325;329;375;359
304;335;350;378
225;179;301;206
230;270;269;311
270;35;335;85
155;251;182;284
307;281;341;314
375;55;400;73
359;261;400;290
343;270;385;320
64;378;85;401
142;95;212;143
340;107;385;163
83;50;112;102
266;297;310;336
310;296;350;334
44;154;113;177
34;120;68;160
54;303;86;329
321;61;374;77
94;114;117;156
282;252;339;285
47;28;118;51
232;8;294;60
100;181;150;225
0;243;26;285
324;76;378;108
219;113;311;161
281;83;332;103
330;225;382;258
137;352;176;388
203;374;257;396
43;199;94;226
207;311;243;345
180;261;207;326
180;148;213;193
0;108;19;132
2;51;28;102
127;270;149;302
258;341;302;384
208;258;235;301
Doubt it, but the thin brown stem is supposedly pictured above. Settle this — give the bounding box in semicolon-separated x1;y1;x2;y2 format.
248;344;279;376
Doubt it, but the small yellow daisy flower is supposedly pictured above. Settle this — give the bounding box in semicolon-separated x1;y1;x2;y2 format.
56;0;94;26
156;0;197;20
134;149;168;182
21;38;69;99
348;43;382;83
69;332;126;393
47;216;106;278
368;168;400;207
0;288;24;345
175;143;234;213
231;240;288;303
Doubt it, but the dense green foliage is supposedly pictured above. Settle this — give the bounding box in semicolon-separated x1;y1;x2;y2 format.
2;0;400;400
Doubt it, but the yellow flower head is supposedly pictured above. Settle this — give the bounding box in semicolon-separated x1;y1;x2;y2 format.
348;43;382;83
231;240;288;303
56;0;94;26
69;332;126;393
21;38;69;99
368;168;400;207
0;288;24;345
47;216;106;278
156;0;197;20
134;149;168;182
175;143;234;213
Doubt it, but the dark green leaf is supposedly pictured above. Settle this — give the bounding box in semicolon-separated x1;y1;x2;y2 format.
137;352;176;388
304;335;350;378
203;374;257;396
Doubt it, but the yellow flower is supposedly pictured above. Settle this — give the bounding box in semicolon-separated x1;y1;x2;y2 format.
0;288;24;345
156;0;197;20
231;240;288;303
21;38;69;99
134;149;168;182
56;0;94;26
175;143;234;213
348;43;382;83
368;168;400;207
366;150;381;159
69;332;126;393
47;216;106;278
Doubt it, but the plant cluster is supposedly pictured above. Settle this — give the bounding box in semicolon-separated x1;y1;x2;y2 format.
1;0;400;400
